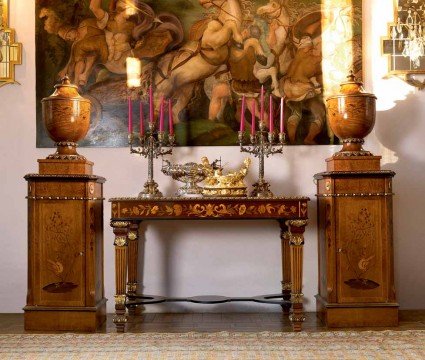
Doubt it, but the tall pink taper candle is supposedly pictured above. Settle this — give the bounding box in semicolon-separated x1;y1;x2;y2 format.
159;97;164;132
139;101;144;135
128;96;133;133
269;95;274;132
260;85;264;123
251;100;256;135
280;97;285;133
168;99;174;135
240;95;246;132
149;84;154;123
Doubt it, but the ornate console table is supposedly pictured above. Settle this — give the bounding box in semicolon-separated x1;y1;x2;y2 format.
110;196;309;332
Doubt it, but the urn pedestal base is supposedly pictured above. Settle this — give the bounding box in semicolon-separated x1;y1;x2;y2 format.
24;299;107;332
25;161;106;332
326;155;381;172
314;157;398;329
316;295;399;327
38;158;93;175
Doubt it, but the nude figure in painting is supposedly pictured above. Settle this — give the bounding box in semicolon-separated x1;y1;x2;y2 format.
39;1;183;85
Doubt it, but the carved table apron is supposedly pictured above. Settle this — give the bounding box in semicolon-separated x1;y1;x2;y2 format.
110;196;309;332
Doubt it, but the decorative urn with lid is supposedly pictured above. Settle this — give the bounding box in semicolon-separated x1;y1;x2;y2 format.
326;71;377;156
42;75;91;160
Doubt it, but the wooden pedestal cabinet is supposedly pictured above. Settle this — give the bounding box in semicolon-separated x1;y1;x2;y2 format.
314;170;399;327
24;174;107;331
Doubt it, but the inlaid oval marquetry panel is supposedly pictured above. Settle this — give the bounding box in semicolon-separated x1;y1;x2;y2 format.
336;198;386;303
35;203;86;307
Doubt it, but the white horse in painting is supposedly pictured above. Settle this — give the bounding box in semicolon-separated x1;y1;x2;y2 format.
148;0;246;122
257;0;292;76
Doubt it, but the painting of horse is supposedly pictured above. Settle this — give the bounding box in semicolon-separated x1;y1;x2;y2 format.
36;0;362;147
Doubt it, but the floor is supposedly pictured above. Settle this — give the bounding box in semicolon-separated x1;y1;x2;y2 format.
1;311;425;333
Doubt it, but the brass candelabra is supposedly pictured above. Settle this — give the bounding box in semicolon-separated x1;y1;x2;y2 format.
129;122;175;198
238;121;286;198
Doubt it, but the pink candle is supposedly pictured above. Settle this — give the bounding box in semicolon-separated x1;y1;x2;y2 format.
149;84;154;123
269;95;274;132
240;95;246;132
280;97;285;133
159;97;164;132
251;100;256;135
168;99;174;135
260;85;264;123
139;101;144;135
128;96;133;133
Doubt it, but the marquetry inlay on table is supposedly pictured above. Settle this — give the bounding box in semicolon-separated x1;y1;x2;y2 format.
110;196;309;332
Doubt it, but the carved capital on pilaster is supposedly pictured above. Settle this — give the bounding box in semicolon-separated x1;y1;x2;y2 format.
127;231;138;241
127;282;137;293
286;219;308;228
281;231;291;241
289;234;304;246
111;221;130;228
114;236;128;247
290;293;304;303
114;294;126;306
281;281;292;291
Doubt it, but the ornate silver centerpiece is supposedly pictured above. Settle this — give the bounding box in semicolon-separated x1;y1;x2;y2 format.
161;160;207;197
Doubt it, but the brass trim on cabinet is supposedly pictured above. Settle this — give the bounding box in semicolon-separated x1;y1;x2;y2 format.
316;193;394;198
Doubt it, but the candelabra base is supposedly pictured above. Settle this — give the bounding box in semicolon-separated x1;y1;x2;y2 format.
250;180;274;198
138;180;163;199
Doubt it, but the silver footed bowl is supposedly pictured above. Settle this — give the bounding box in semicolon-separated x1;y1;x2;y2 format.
161;160;206;197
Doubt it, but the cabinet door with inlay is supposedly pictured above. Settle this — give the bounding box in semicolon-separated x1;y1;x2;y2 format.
336;197;388;303
33;201;86;307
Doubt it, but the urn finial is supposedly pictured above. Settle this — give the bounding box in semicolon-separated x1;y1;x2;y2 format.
41;77;91;161
347;70;356;82
61;74;71;85
326;72;377;156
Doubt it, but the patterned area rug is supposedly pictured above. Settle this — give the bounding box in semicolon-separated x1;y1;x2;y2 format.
1;330;424;360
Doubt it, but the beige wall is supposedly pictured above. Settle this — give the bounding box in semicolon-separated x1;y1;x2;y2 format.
0;0;424;313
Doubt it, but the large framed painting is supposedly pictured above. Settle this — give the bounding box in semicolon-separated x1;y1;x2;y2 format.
36;0;362;147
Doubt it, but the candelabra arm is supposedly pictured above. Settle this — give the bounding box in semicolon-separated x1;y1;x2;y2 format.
268;147;284;156
159;148;173;156
128;123;174;199
238;128;285;198
240;146;258;155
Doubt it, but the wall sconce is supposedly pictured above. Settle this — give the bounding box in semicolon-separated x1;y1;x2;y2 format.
382;0;425;89
0;0;22;88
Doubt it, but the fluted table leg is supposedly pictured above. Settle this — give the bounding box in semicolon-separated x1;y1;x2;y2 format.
112;221;130;333
127;221;143;315
278;220;291;314
286;219;308;331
